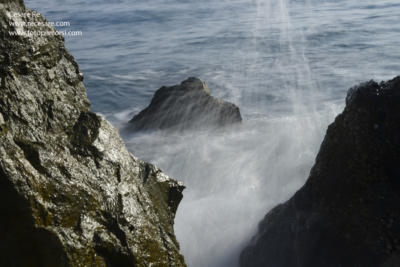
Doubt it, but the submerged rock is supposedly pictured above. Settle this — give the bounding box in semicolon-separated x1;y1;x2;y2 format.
0;1;185;266
240;77;400;267
129;77;242;131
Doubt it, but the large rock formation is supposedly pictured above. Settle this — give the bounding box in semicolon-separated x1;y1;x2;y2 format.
240;78;400;267
129;77;242;131
0;1;185;266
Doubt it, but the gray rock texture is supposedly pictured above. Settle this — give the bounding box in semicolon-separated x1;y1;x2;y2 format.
0;1;186;266
129;77;242;131
240;77;400;267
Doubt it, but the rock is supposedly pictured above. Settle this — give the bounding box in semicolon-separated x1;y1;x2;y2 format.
240;77;400;267
0;1;186;266
129;77;242;131
0;113;4;126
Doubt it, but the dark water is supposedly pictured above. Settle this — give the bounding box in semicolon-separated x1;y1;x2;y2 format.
25;0;400;266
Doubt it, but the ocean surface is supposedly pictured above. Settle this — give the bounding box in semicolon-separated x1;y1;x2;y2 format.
25;0;400;266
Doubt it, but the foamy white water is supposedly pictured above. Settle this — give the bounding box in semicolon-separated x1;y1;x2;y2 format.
121;1;343;266
26;0;400;266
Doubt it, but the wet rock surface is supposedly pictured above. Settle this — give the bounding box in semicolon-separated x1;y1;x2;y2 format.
240;77;400;267
0;1;185;266
129;77;242;131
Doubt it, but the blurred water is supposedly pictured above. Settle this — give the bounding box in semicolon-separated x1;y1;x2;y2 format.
25;0;400;266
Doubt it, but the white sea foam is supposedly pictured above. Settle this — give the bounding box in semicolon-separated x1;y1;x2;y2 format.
25;0;400;265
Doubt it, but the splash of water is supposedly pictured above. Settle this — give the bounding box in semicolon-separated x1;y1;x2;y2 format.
124;1;342;266
25;0;400;265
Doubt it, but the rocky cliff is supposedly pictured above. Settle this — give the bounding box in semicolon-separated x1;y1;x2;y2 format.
240;78;400;267
129;77;242;131
0;1;186;266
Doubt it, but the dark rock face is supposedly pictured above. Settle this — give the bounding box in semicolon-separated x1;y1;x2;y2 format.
129;77;242;131
240;77;400;267
0;1;185;266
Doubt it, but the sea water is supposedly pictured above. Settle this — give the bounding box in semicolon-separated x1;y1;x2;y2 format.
25;0;400;266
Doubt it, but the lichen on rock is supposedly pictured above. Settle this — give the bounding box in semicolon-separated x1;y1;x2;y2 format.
0;1;186;266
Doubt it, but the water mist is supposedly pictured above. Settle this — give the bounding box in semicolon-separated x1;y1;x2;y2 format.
122;1;342;266
25;0;400;265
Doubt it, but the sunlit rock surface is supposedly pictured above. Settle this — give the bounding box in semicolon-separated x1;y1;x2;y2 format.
240;77;400;267
129;77;242;131
0;1;185;266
